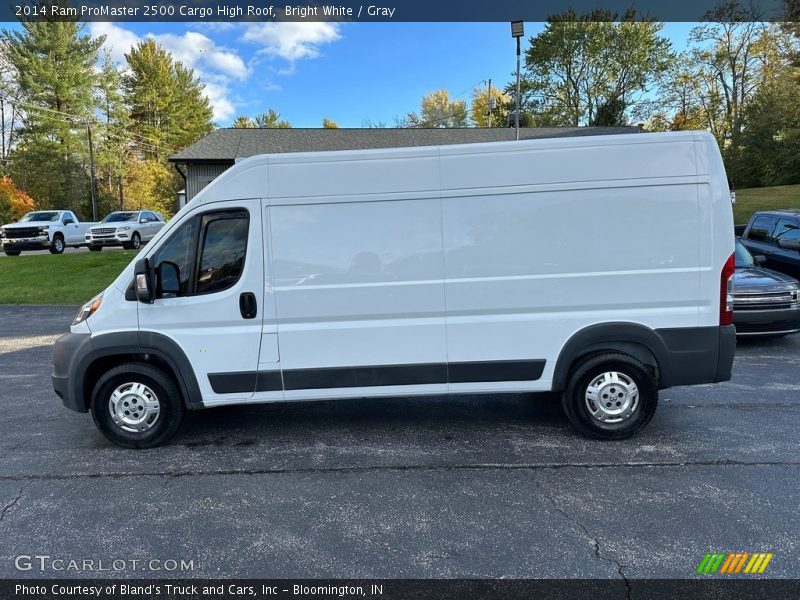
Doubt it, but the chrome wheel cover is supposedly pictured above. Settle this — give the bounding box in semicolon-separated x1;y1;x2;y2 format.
584;371;639;424
108;382;160;433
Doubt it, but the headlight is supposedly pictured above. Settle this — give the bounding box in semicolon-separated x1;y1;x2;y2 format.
73;292;103;326
118;226;130;231
39;226;49;234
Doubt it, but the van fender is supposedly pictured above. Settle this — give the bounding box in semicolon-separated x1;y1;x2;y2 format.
138;331;203;408
66;331;203;411
551;322;673;392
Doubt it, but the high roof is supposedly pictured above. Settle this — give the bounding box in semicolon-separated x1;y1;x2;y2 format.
170;126;641;163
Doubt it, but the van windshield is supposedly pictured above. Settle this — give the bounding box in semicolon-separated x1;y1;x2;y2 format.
19;211;60;222
103;212;138;223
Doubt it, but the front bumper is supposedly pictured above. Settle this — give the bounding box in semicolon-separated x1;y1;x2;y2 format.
734;306;800;336
86;234;129;246
52;332;93;412
3;235;50;251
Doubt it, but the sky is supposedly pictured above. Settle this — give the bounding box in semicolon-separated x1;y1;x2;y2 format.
4;21;697;127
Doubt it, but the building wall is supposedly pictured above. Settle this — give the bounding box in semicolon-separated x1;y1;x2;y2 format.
185;162;233;200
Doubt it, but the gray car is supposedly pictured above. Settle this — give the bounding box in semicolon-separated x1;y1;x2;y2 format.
85;210;165;250
733;240;800;336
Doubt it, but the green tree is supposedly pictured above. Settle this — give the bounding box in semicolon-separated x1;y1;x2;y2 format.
254;109;291;128
736;72;800;187
94;49;130;215
322;117;339;128
520;9;671;126
123;38;213;159
404;89;467;128
232;115;256;128
124;156;181;218
470;86;510;127
2;17;104;211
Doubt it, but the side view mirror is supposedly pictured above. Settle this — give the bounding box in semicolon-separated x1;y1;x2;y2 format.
778;239;800;252
157;261;181;298
134;258;154;304
754;254;767;265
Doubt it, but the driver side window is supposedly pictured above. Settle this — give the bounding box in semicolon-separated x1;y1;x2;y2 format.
150;209;249;298
152;218;198;296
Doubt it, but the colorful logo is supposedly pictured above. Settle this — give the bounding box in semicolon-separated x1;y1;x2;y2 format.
697;552;773;575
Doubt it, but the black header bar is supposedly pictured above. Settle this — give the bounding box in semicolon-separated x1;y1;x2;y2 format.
4;0;792;23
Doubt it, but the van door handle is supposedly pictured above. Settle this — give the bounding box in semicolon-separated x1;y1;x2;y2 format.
239;292;257;319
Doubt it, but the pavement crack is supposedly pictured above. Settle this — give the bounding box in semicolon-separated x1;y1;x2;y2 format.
0;487;23;524
534;476;631;599
0;459;796;482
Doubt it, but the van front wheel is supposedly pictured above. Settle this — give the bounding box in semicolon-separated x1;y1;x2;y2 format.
562;353;657;440
90;362;184;448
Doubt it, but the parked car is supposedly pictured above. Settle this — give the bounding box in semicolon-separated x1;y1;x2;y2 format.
733;240;800;337
738;209;800;279
52;131;737;448
85;210;165;250
1;210;96;255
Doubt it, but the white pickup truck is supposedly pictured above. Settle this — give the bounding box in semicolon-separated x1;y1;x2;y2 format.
1;210;97;255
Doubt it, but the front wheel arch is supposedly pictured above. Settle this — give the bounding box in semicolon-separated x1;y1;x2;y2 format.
77;335;203;412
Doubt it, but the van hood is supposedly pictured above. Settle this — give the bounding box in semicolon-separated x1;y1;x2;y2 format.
733;266;799;294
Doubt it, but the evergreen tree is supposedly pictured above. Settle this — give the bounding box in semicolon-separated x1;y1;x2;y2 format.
1;19;103;211
123;38;213;159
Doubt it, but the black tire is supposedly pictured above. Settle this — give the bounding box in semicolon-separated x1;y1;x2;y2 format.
3;249;21;256
49;234;65;254
130;232;141;250
90;362;184;448
561;352;657;440
88;245;102;252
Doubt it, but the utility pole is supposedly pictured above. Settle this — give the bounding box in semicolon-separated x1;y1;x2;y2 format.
511;21;525;141
87;122;98;221
487;79;492;127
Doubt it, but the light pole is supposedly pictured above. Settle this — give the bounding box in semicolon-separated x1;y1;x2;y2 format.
511;20;524;141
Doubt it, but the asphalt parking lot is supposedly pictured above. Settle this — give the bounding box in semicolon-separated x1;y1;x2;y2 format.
0;305;798;581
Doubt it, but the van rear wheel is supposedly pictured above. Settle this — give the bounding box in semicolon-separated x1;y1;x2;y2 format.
562;352;657;440
90;362;184;448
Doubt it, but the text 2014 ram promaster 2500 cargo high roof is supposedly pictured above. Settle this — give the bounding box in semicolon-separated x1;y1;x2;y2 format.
52;131;736;447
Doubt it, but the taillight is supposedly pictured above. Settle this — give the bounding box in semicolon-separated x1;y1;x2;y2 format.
720;253;735;325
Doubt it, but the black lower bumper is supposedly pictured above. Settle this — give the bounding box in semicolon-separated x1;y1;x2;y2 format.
51;332;93;412
3;241;50;251
88;239;125;246
734;307;800;335
655;325;736;387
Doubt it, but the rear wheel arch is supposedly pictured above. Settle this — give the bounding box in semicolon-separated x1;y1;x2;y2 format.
552;322;672;392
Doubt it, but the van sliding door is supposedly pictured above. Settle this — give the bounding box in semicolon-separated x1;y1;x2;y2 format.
269;198;448;398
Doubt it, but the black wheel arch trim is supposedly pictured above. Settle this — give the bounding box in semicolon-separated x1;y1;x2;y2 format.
52;330;202;413
552;322;670;392
552;322;735;391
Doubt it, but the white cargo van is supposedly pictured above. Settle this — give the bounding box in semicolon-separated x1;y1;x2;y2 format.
52;132;736;448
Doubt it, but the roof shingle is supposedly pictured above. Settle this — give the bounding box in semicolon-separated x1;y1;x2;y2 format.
170;126;641;162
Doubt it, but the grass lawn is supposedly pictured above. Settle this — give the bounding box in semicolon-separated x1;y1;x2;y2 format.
734;184;800;225
0;251;137;305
